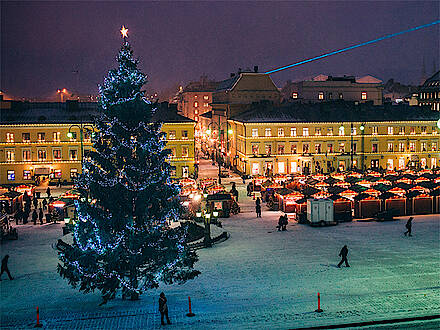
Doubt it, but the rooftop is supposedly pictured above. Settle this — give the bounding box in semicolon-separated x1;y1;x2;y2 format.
229;101;438;123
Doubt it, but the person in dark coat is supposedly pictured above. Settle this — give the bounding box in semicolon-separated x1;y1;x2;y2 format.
32;209;38;225
255;197;261;206
404;217;413;236
42;198;48;211
38;207;44;225
277;215;284;231
32;197;38;209
337;245;350;268
14;207;23;225
247;183;252;196
46;187;51;198
159;292;171;325
256;203;262;218
282;214;288;231
23;208;29;224
242;175;246;184
0;255;13;280
230;182;239;202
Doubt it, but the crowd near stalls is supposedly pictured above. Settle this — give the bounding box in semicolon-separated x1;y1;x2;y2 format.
177;178;240;221
248;169;440;222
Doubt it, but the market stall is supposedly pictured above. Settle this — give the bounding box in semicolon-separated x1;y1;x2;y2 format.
329;194;352;222
206;193;233;218
354;193;381;218
0;191;23;214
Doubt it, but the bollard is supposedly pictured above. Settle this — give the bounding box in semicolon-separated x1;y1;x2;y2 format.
34;306;43;327
186;296;195;317
315;292;323;313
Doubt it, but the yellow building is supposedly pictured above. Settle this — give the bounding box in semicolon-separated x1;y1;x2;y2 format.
0;101;195;185
228;102;440;175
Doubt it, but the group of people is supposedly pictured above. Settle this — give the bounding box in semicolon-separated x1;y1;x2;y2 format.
277;214;288;231
13;187;54;226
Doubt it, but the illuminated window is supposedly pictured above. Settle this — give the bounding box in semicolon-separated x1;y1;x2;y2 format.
203;95;209;100
265;128;272;137
292;92;298;99
278;145;285;154
6;133;14;143
432;142;437;151
315;143;321;153
182;130;188;139
410;127;416;135
6;150;15;161
338;126;345;136
252;144;259;155
339;93;344;99
69;132;77;141
290;127;297;137
182;146;189;157
387;142;394;152
38;150;47;161
399;127;405;135
194;116;198;121
409;142;416;152
327;128;333;136
252;129;258;137
352;143;357;153
23;170;32;180
22;133;30;142
182;166;189;178
194;109;198;114
7;170;15;181
398;142;405;152
328;92;333;100
203;103;209;107
291;144;297;154
69;149;78;160
194;95;198;98
303;128;309;136
278;128;284;137
327;143;333;153
339;143;345;153
351;127;356;135
318;92;324;100
170;147;176;158
194;102;198;108
421;142;427;152
53;132;61;142
421;126;427;134
315;128;321;136
372;126;378;135
388;127;393;135
278;162;285;174
302;143;309;153
54;170;62;178
22;149;31;161
38;132;45;142
361;92;367;100
265;145;272;155
168;130;176;139
53;149;62;160
372;143;378;153
70;169;78;179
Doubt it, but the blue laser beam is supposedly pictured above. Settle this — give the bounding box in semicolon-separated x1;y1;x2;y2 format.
265;20;440;75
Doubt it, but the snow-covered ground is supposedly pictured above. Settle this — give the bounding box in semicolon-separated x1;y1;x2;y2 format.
1;162;439;329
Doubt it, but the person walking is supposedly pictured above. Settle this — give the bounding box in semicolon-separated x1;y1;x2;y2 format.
277;215;284;231
159;292;171;325
23;207;30;224
0;255;13;280
42;198;48;211
404;217;413;237
32;209;38;225
230;182;239;202
38;207;44;225
282;214;288;231
337;245;350;268
246;183;252;197
32;197;38;209
256;203;262;218
46;187;51;198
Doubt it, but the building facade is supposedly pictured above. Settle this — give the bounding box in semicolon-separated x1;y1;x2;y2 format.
418;71;439;111
0;101;195;185
227;102;439;175
281;75;383;105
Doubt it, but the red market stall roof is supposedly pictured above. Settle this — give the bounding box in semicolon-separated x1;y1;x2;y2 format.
313;190;330;199
364;188;381;197
0;191;22;200
340;189;358;199
409;185;428;193
357;179;372;188
388;187;406;196
315;181;330;188
328;194;351;202
354;193;380;201
274;188;294;196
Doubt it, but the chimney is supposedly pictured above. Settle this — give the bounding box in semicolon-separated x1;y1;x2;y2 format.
254;65;258;73
230;73;236;78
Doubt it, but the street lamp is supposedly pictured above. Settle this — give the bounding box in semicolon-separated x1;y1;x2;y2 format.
360;123;365;173
68;123;94;168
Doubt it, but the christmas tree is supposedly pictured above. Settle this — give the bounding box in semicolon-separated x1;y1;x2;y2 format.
57;28;200;304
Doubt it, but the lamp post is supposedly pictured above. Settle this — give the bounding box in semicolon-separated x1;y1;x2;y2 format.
350;122;354;170
68;123;94;168
207;121;232;185
360;123;365;173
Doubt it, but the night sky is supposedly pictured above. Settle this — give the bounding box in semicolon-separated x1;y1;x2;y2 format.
1;1;439;100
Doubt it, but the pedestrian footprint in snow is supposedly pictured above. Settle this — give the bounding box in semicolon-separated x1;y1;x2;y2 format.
337;245;350;268
159;292;171;325
404;217;413;237
0;255;13;280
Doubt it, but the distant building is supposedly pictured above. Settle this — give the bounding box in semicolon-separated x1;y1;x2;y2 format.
418;71;440;111
227;101;439;175
281;75;383;105
0;100;195;184
177;76;220;124
383;79;418;104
